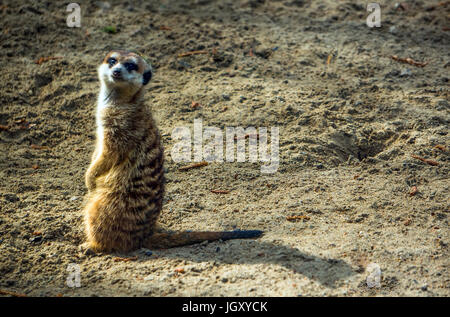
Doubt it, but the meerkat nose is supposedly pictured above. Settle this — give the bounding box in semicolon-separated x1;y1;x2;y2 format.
112;69;122;78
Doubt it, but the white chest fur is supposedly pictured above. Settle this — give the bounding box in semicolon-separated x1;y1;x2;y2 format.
95;84;110;160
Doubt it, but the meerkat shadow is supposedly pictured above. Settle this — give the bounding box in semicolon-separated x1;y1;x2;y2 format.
138;239;357;288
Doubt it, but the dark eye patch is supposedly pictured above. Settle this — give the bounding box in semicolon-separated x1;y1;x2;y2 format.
143;70;152;85
107;57;117;67
124;62;138;72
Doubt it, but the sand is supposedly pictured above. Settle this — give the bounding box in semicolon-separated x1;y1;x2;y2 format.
0;0;448;296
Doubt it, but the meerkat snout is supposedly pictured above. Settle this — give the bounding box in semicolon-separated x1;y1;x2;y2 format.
112;68;122;79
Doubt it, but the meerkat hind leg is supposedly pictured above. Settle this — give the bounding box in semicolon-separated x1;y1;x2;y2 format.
78;242;98;256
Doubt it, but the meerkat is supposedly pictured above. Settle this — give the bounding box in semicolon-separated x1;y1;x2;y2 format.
82;50;262;253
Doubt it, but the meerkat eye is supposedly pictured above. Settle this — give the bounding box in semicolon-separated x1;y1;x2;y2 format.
107;58;117;67
124;62;138;72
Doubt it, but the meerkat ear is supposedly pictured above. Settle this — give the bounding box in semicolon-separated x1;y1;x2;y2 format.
143;70;152;85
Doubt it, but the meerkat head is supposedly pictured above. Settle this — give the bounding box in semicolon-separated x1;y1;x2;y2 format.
98;50;152;99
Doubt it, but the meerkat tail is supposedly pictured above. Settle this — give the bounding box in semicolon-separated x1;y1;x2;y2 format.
144;230;263;249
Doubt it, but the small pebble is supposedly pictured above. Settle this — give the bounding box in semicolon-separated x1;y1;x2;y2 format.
29;236;42;243
97;1;111;11
3;193;19;203
366;263;381;288
400;68;412;77
177;60;190;69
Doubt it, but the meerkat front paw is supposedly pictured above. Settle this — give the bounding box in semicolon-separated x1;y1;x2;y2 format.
85;167;97;191
86;177;96;192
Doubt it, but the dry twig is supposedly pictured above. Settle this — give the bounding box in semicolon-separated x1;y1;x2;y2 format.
178;50;208;58
411;155;439;166
30;144;49;150
210;189;230;194
434;145;447;152
0;289;27;297
35;56;62;65
391;55;428;67
113;256;138;263
286;215;310;222
179;161;208;171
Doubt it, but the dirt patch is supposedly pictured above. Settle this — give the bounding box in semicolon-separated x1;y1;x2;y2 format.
0;0;449;296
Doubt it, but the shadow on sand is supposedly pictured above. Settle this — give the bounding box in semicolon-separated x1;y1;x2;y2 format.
127;239;357;288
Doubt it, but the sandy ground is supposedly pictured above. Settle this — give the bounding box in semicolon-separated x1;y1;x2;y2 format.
0;0;449;297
